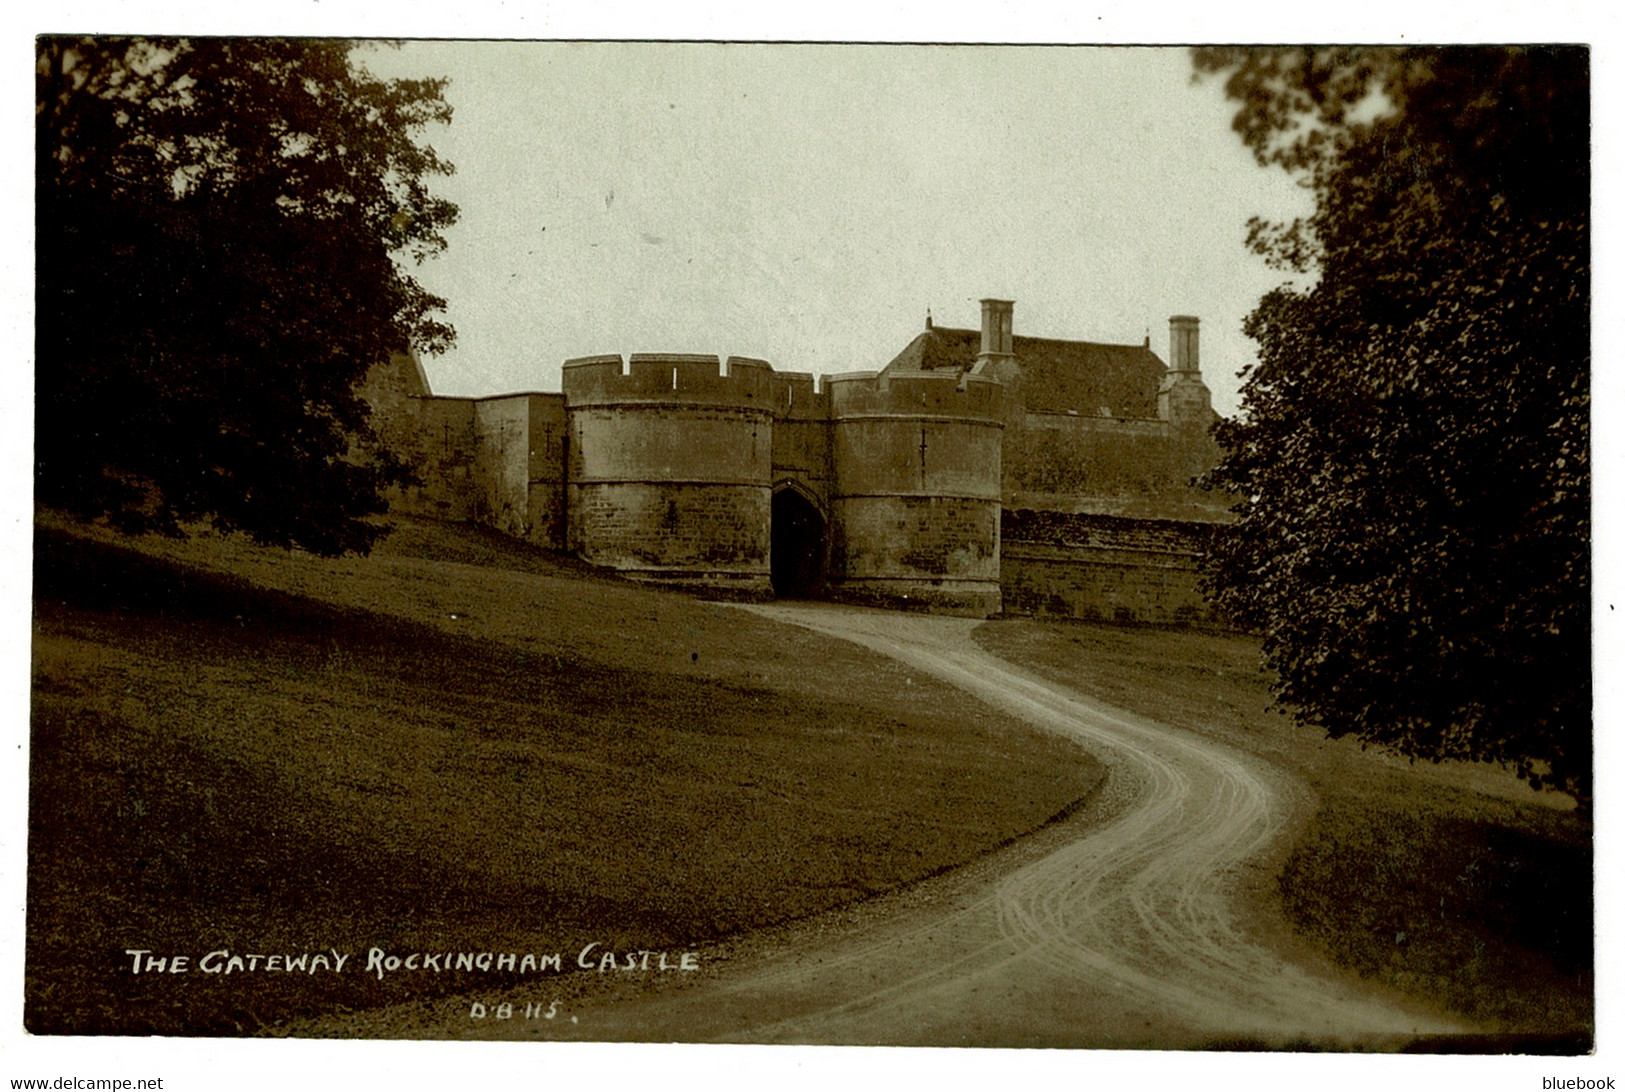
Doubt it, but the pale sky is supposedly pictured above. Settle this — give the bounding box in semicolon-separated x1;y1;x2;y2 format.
361;43;1314;417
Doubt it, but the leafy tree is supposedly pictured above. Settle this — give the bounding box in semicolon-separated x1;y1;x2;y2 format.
1193;47;1590;800
37;38;458;555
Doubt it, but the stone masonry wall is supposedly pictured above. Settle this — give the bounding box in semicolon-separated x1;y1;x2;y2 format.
357;352;479;522
1000;508;1221;625
527;395;568;550
363;347;1228;626
829;495;1001;613
385;397;479;521
1004;411;1223;519
825;370;1004;616
472;396;531;538
568;481;771;577
563;354;775;591
769;370;833;511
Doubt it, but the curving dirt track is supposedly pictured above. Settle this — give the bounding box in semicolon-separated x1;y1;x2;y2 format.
301;602;1464;1047
536;603;1461;1048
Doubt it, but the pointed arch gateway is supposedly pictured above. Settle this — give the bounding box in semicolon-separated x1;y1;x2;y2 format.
770;481;826;600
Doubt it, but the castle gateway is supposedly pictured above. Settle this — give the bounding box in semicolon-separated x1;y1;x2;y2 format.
364;299;1227;623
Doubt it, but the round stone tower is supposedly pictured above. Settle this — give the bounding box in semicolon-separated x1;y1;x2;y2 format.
826;370;1005;616
562;353;776;593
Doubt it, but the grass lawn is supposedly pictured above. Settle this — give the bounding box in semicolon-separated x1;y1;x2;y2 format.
974;618;1592;1046
28;515;1103;1035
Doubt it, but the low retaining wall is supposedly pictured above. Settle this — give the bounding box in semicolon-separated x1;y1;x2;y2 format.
1000;509;1224;626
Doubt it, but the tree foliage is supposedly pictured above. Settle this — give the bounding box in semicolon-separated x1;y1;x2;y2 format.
1193;47;1590;799
37;38;458;555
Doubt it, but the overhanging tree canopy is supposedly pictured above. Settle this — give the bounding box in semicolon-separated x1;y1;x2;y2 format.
1193;47;1590;799
37;38;458;555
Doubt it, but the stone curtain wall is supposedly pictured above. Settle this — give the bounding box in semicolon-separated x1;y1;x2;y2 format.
1000;509;1222;626
362;349;1230;626
386;398;480;521
526;395;569;550
358;353;478;522
472;396;532;538
1004;411;1224;520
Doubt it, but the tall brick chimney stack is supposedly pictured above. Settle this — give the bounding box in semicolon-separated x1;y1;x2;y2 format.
1169;315;1200;375
973;298;1015;379
1159;314;1212;427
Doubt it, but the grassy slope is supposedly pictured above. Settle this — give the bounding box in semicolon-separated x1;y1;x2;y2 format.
28;516;1103;1035
974;619;1592;1045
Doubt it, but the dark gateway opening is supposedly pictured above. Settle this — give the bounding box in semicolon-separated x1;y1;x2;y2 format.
771;488;825;599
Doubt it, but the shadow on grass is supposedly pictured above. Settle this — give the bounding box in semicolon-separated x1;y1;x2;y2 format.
29;525;1105;1036
1279;800;1592;1038
29;529;715;1033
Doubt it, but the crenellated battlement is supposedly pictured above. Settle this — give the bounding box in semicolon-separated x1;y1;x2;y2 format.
558;355;1004;424
369;293;1216;623
768;370;831;421
827;369;1005;424
561;352;778;411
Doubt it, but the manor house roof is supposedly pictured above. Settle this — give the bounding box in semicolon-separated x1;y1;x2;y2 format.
883;325;1167;419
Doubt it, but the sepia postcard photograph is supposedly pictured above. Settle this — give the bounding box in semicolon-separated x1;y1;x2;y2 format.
10;10;1608;1091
